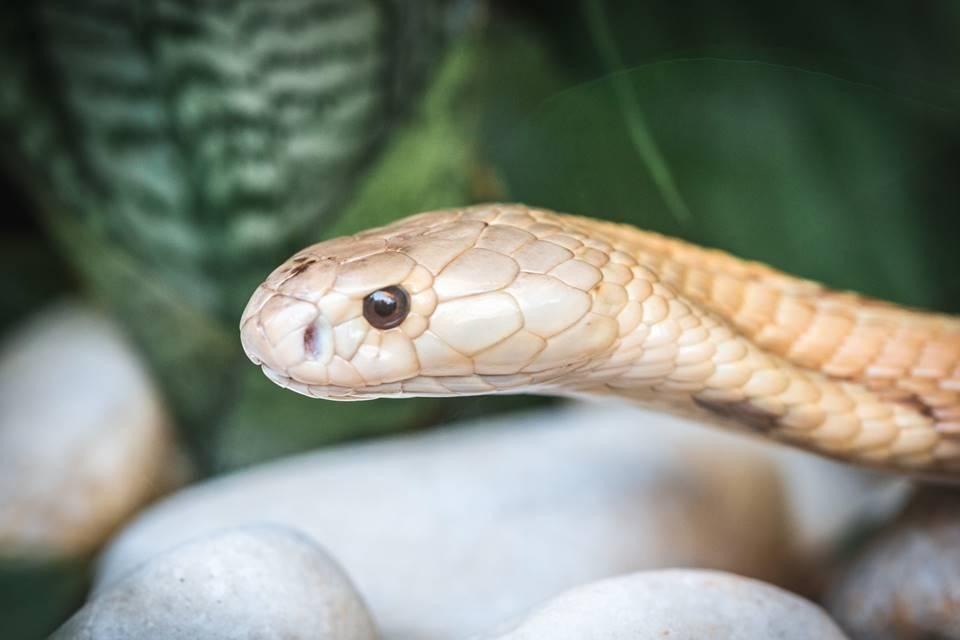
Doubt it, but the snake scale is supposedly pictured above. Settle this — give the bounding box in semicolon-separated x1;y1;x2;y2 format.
240;204;960;480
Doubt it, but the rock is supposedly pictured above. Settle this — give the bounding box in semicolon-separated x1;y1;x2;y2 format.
53;525;377;640
0;301;182;559
765;449;909;559
485;569;850;639
826;487;960;640
96;403;796;639
751;437;911;596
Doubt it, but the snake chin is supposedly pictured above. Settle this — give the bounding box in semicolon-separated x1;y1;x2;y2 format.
260;366;367;401
258;361;547;401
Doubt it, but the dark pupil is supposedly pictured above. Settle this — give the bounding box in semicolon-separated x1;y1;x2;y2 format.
363;286;409;329
371;292;397;316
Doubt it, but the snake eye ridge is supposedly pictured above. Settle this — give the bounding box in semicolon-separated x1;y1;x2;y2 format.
363;285;410;330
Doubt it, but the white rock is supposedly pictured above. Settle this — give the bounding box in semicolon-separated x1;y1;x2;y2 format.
760;443;909;558
96;403;799;639
53;525;378;640
0;301;181;559
826;488;960;640
484;569;849;639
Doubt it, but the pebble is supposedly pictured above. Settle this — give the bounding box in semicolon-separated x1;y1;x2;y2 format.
826;487;960;640
95;403;797;639
52;525;378;640
0;302;181;559
485;569;850;639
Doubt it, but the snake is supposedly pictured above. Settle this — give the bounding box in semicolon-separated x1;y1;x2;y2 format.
240;204;960;481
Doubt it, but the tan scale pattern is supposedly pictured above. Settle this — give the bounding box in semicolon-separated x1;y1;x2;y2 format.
240;204;960;480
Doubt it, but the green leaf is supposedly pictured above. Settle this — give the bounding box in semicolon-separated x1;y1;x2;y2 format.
490;58;957;309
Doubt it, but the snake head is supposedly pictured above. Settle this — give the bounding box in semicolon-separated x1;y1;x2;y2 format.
240;204;635;400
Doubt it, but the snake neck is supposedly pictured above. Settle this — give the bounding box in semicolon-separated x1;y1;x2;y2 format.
554;214;960;478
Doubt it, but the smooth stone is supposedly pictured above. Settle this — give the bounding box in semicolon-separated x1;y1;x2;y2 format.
826;487;960;640
0;301;182;559
53;525;378;640
96;403;800;639
762;446;909;559
484;569;850;639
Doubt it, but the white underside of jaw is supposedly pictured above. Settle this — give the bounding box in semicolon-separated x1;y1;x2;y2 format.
260;364;547;401
261;366;354;400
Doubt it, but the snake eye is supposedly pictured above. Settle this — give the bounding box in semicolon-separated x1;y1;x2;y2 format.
362;285;410;330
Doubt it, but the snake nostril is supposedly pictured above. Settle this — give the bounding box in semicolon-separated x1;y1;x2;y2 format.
303;316;334;364
303;322;318;355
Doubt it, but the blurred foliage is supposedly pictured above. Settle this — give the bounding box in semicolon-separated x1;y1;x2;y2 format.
0;0;479;463
0;557;89;640
491;0;960;311
491;59;956;307
0;174;75;336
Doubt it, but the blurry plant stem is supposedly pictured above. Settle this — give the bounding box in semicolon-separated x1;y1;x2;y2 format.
582;0;693;226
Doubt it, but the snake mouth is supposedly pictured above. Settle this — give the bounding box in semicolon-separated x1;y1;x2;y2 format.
259;366;371;401
258;358;428;401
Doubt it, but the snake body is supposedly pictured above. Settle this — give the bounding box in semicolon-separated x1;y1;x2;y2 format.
240;204;960;480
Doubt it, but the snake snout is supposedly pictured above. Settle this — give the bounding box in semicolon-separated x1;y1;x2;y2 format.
239;286;332;382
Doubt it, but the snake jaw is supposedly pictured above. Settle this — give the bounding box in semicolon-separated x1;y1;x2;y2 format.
261;368;360;401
